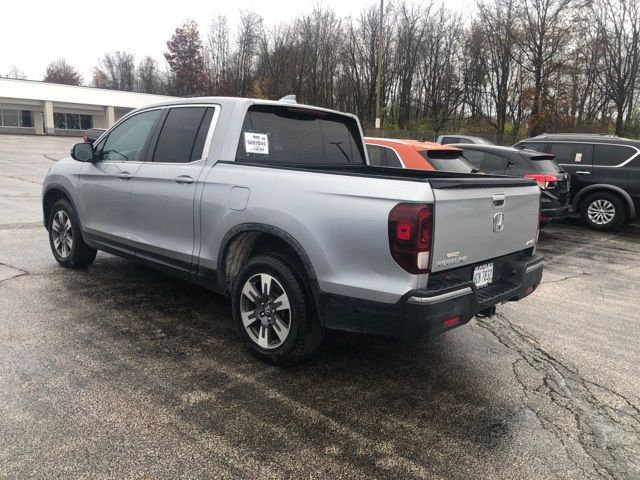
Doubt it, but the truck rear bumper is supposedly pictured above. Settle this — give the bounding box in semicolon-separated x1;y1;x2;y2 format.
318;254;543;337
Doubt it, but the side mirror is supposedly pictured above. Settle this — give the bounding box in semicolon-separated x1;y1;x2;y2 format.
70;143;94;162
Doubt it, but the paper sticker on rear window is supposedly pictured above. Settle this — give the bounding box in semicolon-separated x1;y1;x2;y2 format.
575;152;582;162
244;132;269;155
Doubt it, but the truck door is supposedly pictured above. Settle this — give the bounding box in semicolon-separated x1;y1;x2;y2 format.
77;109;162;252
129;106;216;278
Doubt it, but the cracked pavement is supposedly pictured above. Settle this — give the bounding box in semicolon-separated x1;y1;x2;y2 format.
0;134;639;479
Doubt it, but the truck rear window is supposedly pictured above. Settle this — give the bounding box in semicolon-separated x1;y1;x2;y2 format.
236;105;365;165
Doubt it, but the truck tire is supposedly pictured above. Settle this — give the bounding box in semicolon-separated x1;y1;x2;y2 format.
231;254;324;364
580;192;626;231
48;199;97;268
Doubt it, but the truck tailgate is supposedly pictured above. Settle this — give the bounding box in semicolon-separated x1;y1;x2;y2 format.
429;177;539;273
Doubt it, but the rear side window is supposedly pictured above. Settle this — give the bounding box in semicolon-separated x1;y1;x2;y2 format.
153;107;213;163
385;148;402;167
549;142;593;165
236;105;365;165
593;144;636;167
420;150;475;173
518;142;547;152
366;144;402;168
441;137;459;145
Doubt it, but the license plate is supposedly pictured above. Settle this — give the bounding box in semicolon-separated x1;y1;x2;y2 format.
473;263;494;288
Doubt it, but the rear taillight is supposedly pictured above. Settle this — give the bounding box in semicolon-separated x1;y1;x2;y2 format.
388;203;433;274
83;135;89;143
524;174;557;190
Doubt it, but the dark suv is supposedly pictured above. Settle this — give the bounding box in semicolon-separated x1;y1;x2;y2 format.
515;134;639;230
459;144;572;224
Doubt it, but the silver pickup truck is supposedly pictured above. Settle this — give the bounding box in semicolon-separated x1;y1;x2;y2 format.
42;97;543;363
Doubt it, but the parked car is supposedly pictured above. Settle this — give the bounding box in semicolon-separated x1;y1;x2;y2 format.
436;134;493;145
365;137;476;172
83;128;106;144
459;144;572;224
42;97;543;364
514;134;640;230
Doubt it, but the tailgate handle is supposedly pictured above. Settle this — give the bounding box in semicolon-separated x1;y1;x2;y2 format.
492;193;505;208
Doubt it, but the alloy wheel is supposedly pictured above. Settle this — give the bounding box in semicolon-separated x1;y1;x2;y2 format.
587;199;615;225
240;273;292;350
51;210;73;258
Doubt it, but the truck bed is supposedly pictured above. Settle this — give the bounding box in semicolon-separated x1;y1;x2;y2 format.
232;161;537;188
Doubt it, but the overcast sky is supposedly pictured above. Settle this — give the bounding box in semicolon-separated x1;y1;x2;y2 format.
2;0;473;82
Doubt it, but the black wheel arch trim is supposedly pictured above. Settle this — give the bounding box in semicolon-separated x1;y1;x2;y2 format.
42;184;81;229
573;184;636;218
214;223;321;301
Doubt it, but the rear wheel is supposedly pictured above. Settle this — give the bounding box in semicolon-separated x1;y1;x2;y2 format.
231;254;324;364
580;192;626;231
48;199;97;268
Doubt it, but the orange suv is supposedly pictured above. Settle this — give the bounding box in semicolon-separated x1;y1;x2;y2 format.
365;137;476;172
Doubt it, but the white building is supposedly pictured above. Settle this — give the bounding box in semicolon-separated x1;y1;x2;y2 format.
0;78;176;135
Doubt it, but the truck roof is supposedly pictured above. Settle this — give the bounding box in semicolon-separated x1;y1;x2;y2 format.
136;96;355;118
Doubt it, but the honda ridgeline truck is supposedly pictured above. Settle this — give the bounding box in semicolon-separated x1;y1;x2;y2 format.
42;97;544;363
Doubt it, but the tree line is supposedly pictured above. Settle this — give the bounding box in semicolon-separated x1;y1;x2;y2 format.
36;0;640;138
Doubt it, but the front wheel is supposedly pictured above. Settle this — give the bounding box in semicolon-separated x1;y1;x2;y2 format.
48;199;97;268
580;192;626;231
231;255;324;364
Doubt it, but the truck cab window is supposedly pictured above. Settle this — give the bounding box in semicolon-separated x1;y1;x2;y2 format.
152;107;213;163
236;105;365;165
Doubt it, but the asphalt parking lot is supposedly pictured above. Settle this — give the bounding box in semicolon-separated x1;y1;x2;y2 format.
1;134;638;479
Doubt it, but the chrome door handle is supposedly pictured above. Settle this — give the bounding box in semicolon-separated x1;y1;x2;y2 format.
576;171;591;175
174;175;194;184
117;172;132;180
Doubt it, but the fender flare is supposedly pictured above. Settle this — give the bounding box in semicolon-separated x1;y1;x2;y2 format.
572;184;636;219
216;223;321;298
42;184;80;229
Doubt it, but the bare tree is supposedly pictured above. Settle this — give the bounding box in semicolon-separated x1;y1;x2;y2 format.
232;11;264;97
206;15;232;94
476;0;519;138
518;0;574;136
93;51;136;91
6;66;26;79
43;59;82;85
136;56;163;94
592;0;640;135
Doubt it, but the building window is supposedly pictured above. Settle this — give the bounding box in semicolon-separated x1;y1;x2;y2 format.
1;109;19;127
66;114;80;130
21;110;33;128
80;115;92;129
0;109;35;128
53;112;93;130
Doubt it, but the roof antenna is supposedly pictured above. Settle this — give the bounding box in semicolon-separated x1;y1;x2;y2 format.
279;95;297;104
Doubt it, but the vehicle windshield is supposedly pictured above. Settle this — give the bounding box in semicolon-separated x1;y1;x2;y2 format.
526;155;562;174
471;137;493;145
419;150;476;173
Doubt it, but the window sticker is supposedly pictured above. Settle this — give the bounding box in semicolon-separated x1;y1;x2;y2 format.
244;132;269;155
575;152;582;162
